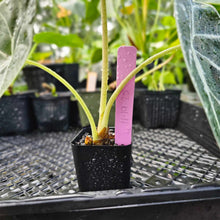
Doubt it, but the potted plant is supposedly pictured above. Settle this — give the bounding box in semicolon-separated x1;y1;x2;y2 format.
134;56;182;128
0;0;181;191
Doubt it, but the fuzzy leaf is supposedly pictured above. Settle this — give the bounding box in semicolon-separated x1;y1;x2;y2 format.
34;32;84;48
174;0;220;147
0;0;36;97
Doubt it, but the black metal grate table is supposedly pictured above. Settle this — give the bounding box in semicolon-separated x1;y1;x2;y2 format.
1;124;220;219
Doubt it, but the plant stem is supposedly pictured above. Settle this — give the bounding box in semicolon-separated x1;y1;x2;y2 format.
28;42;38;60
148;0;161;54
100;45;181;130
25;59;98;141
135;54;174;83
142;0;148;50
97;0;109;134
134;0;144;53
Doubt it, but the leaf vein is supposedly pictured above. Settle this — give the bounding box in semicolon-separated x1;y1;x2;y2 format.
0;12;12;39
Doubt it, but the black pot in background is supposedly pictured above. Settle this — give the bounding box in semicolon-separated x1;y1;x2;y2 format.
133;88;147;121
71;127;132;192
23;63;79;92
137;89;181;128
32;92;70;132
0;92;36;135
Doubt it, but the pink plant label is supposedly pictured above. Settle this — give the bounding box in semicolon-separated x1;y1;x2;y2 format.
115;46;137;145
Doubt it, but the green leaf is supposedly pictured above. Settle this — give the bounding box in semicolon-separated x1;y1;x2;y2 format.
31;51;53;61
0;0;36;97
152;71;161;83
84;0;100;24
13;85;28;94
160;71;176;85
175;67;184;84
141;75;152;87
175;0;220;147
33;32;84;48
161;16;176;27
90;47;102;64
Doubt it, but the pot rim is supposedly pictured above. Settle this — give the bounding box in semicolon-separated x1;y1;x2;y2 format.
71;126;132;148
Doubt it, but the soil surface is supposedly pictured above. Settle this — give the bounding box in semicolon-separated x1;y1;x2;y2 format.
76;128;116;146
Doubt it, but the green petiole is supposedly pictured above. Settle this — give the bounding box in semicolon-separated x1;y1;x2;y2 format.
25;59;98;141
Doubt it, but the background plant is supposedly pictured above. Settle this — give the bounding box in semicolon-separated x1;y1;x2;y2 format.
30;0;103;65
109;0;185;90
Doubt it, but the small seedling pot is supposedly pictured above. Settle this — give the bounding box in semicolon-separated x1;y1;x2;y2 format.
32;92;70;132
23;63;79;92
138;89;181;128
71;127;132;192
77;89;115;127
0;92;35;135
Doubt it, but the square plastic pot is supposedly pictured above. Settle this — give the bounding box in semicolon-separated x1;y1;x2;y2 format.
0;92;35;135
32;93;70;132
71;127;132;192
138;89;181;128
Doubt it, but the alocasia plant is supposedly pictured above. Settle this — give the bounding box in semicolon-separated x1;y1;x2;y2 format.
174;0;220;147
0;0;180;144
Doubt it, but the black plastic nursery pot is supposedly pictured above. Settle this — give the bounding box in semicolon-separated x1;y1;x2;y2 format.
137;89;181;128
77;89;115;127
71;127;132;192
0;92;35;135
32;93;70;132
23;63;79;92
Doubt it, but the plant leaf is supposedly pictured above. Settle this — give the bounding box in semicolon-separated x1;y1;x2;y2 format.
141;75;152;87
160;71;176;85
175;67;184;84
90;47;102;64
33;32;84;48
174;0;220;147
84;0;100;24
0;0;36;97
31;51;53;62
